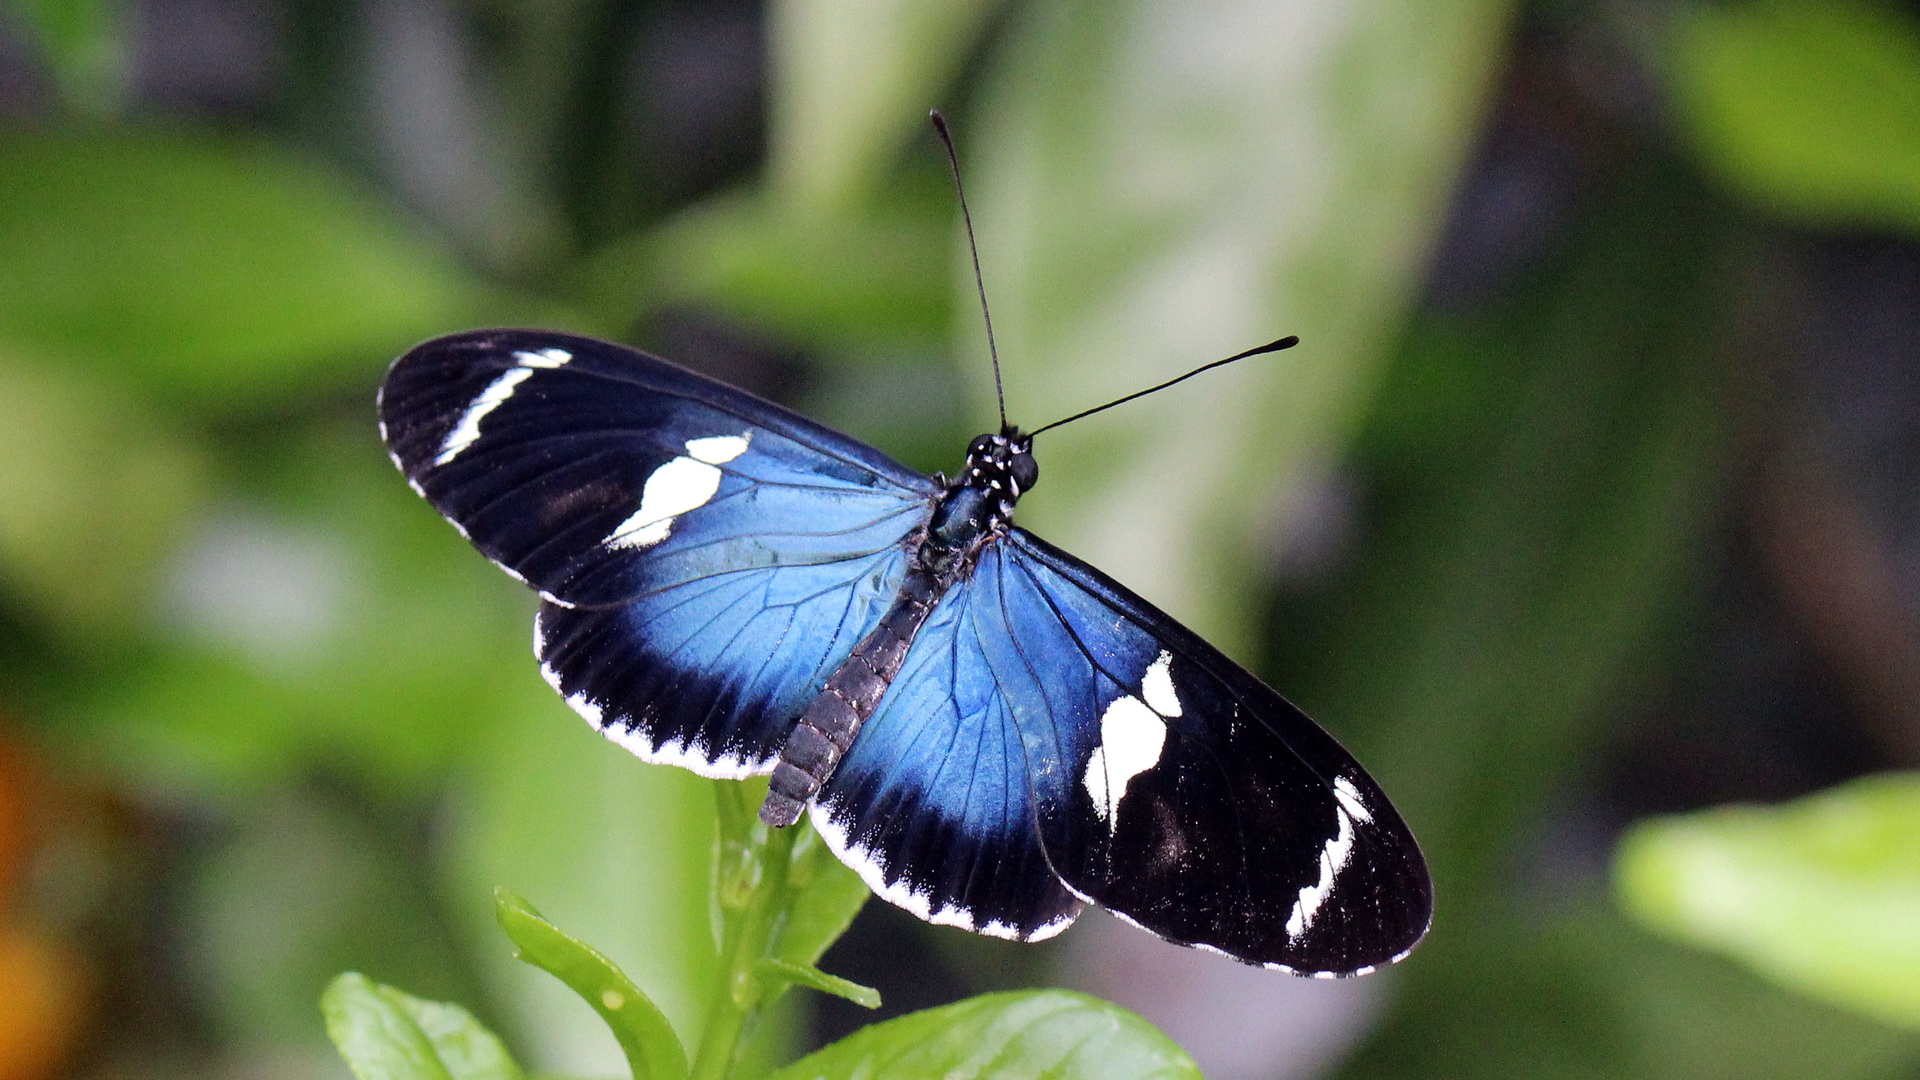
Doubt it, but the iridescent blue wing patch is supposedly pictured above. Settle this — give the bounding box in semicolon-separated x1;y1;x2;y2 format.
533;545;910;778
811;557;1084;942
379;329;936;775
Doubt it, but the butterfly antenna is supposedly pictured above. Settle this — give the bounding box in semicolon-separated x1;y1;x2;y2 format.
1028;336;1301;437
931;110;1008;432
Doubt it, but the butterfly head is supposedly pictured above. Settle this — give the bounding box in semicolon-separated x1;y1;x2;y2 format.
927;431;1038;550
966;430;1039;501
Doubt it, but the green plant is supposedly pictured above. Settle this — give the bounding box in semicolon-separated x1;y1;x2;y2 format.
322;779;1201;1080
1616;772;1920;1033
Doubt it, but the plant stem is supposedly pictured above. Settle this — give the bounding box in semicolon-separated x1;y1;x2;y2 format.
688;787;799;1080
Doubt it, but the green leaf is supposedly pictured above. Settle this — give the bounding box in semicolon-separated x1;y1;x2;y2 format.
0;131;496;408
767;990;1199;1080
1667;0;1920;233
1616;772;1920;1030
1596;901;1920;1080
322;972;524;1080
1347;900;1920;1080
772;822;871;973
0;352;204;635
968;0;1514;655
767;0;1008;213
755;959;880;1011
494;889;690;1080
446;693;728;1077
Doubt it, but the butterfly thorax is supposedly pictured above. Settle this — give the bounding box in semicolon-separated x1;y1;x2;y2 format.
927;430;1038;553
759;430;1036;827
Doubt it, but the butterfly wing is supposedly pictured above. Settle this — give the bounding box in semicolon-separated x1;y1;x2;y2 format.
380;329;935;607
815;522;1429;973
810;557;1085;942
991;529;1431;974
531;543;910;777
379;329;938;776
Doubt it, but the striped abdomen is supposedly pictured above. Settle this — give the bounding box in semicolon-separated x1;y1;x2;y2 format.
758;564;944;826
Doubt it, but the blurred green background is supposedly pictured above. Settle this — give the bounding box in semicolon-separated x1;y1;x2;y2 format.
2;0;1919;1078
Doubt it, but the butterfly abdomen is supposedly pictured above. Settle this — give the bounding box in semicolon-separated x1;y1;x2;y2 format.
761;563;944;825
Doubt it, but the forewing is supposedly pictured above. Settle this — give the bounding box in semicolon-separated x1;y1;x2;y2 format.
812;554;1084;942
379;329;936;607
981;529;1432;975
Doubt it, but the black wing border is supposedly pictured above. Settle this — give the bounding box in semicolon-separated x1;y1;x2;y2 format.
379;327;938;498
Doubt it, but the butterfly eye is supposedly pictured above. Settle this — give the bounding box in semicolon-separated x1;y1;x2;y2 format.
968;434;995;459
1010;452;1038;493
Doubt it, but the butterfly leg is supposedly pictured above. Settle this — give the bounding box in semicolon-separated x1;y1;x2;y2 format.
760;566;945;826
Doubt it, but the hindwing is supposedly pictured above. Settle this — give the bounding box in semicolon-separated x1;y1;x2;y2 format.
811;562;1085;942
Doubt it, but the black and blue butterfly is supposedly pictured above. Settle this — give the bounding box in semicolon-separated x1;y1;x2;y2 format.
378;324;1430;977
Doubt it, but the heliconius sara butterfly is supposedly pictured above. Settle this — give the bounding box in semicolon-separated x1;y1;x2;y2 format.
376;117;1430;976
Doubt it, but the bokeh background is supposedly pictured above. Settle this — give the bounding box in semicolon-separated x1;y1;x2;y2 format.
2;0;1918;1078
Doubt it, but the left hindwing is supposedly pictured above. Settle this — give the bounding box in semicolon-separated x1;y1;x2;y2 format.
980;529;1432;975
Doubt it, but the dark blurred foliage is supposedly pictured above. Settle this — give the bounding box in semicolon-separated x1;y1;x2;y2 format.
1;1;1919;1079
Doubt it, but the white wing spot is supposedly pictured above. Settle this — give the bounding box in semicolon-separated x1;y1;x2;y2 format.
515;347;571;368
685;433;749;464
606;432;751;550
1140;650;1181;717
435;349;574;465
436;367;534;465
1083;697;1168;829
1286;805;1356;942
1083;651;1180;829
1332;775;1373;823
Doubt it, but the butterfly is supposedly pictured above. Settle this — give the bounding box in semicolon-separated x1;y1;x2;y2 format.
378;327;1430;976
